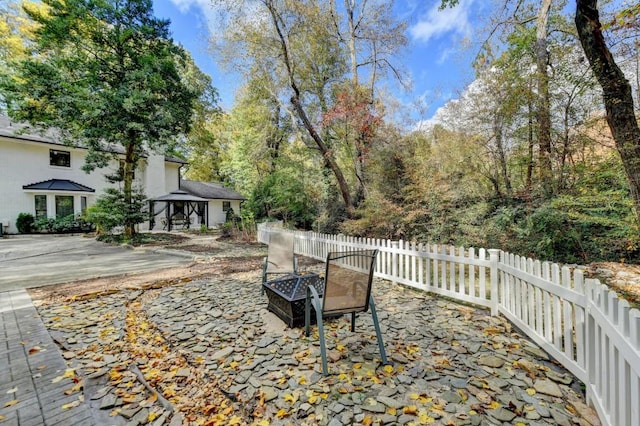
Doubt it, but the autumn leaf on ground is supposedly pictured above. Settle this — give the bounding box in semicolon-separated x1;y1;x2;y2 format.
283;393;298;404
0;415;5;421
403;405;418;415
228;416;243;425
6;387;17;394
61;400;81;410
275;408;289;419
418;412;435;424
3;400;18;408
28;346;41;355
383;365;394;374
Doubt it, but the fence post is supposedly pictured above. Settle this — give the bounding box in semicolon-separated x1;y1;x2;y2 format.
391;241;399;285
489;249;500;316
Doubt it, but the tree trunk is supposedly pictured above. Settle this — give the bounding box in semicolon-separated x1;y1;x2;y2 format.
124;139;136;238
526;79;534;192
576;0;640;224
265;0;355;216
536;0;553;196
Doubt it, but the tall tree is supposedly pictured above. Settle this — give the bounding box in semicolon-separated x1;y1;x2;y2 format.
536;0;554;195
576;0;640;224
1;0;201;237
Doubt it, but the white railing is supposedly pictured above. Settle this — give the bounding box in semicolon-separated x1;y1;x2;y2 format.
257;223;640;426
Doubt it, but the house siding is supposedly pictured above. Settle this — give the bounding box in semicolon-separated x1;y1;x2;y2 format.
0;137;179;233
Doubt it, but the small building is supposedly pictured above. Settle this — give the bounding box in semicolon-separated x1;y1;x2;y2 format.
180;179;244;226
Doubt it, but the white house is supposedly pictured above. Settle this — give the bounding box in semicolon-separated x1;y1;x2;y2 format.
0;115;244;233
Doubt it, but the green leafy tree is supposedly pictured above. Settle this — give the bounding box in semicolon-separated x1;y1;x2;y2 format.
0;0;201;237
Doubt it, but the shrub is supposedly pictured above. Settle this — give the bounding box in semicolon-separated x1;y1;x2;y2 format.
16;213;35;233
33;214;95;233
84;187;146;235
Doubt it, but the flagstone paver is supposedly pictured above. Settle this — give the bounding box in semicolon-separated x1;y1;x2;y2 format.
15;265;602;426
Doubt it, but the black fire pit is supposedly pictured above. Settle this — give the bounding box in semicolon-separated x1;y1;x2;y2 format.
263;273;325;328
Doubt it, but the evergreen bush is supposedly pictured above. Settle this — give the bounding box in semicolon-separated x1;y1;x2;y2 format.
16;213;35;233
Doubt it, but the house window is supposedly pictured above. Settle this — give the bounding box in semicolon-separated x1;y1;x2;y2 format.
35;195;47;220
223;201;231;212
50;149;70;167
55;195;74;218
81;196;87;214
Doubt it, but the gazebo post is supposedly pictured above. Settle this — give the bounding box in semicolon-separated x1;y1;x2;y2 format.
166;201;172;231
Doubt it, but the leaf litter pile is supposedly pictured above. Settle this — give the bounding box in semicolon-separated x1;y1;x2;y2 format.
37;285;243;425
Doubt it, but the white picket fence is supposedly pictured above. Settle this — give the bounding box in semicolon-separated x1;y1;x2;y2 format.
257;223;640;426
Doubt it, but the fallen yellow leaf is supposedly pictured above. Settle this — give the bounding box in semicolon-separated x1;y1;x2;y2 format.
3;400;18;408
526;388;536;396
403;405;418;415
418;413;435;424
275;408;289;419
283;393;297;404
61;400;80;410
488;401;501;409
383;365;394;374
228;416;243;425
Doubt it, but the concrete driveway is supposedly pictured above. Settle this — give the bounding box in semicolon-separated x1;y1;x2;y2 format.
0;234;194;292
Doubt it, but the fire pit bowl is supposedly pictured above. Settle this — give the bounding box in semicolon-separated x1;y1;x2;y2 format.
263;273;325;328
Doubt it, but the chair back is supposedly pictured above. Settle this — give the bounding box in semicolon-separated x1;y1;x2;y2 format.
265;232;296;274
322;250;378;316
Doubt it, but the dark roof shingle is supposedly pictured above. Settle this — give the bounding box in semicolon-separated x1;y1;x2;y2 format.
180;180;245;200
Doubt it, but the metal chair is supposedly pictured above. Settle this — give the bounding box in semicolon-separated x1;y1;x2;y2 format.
305;249;388;375
261;232;298;295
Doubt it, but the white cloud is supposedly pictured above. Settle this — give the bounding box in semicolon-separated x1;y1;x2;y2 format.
409;0;474;44
165;0;220;33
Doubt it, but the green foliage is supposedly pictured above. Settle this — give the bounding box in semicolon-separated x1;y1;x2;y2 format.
85;188;147;235
16;212;34;233
246;171;317;230
1;0;205;237
33;214;94;233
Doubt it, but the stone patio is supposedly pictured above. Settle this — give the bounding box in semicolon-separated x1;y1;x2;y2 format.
0;262;600;426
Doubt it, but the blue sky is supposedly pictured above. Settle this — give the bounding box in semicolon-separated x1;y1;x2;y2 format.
151;0;485;121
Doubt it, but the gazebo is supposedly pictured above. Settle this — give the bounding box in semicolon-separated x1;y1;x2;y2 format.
149;190;209;231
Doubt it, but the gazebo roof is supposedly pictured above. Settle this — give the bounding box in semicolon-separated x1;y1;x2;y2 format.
152;189;208;202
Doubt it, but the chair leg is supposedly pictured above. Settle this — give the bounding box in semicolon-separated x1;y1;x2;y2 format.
261;258;267;295
306;285;329;375
369;295;388;366
351;312;356;332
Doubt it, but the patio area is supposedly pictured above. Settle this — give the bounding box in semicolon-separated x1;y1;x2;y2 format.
28;262;599;425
